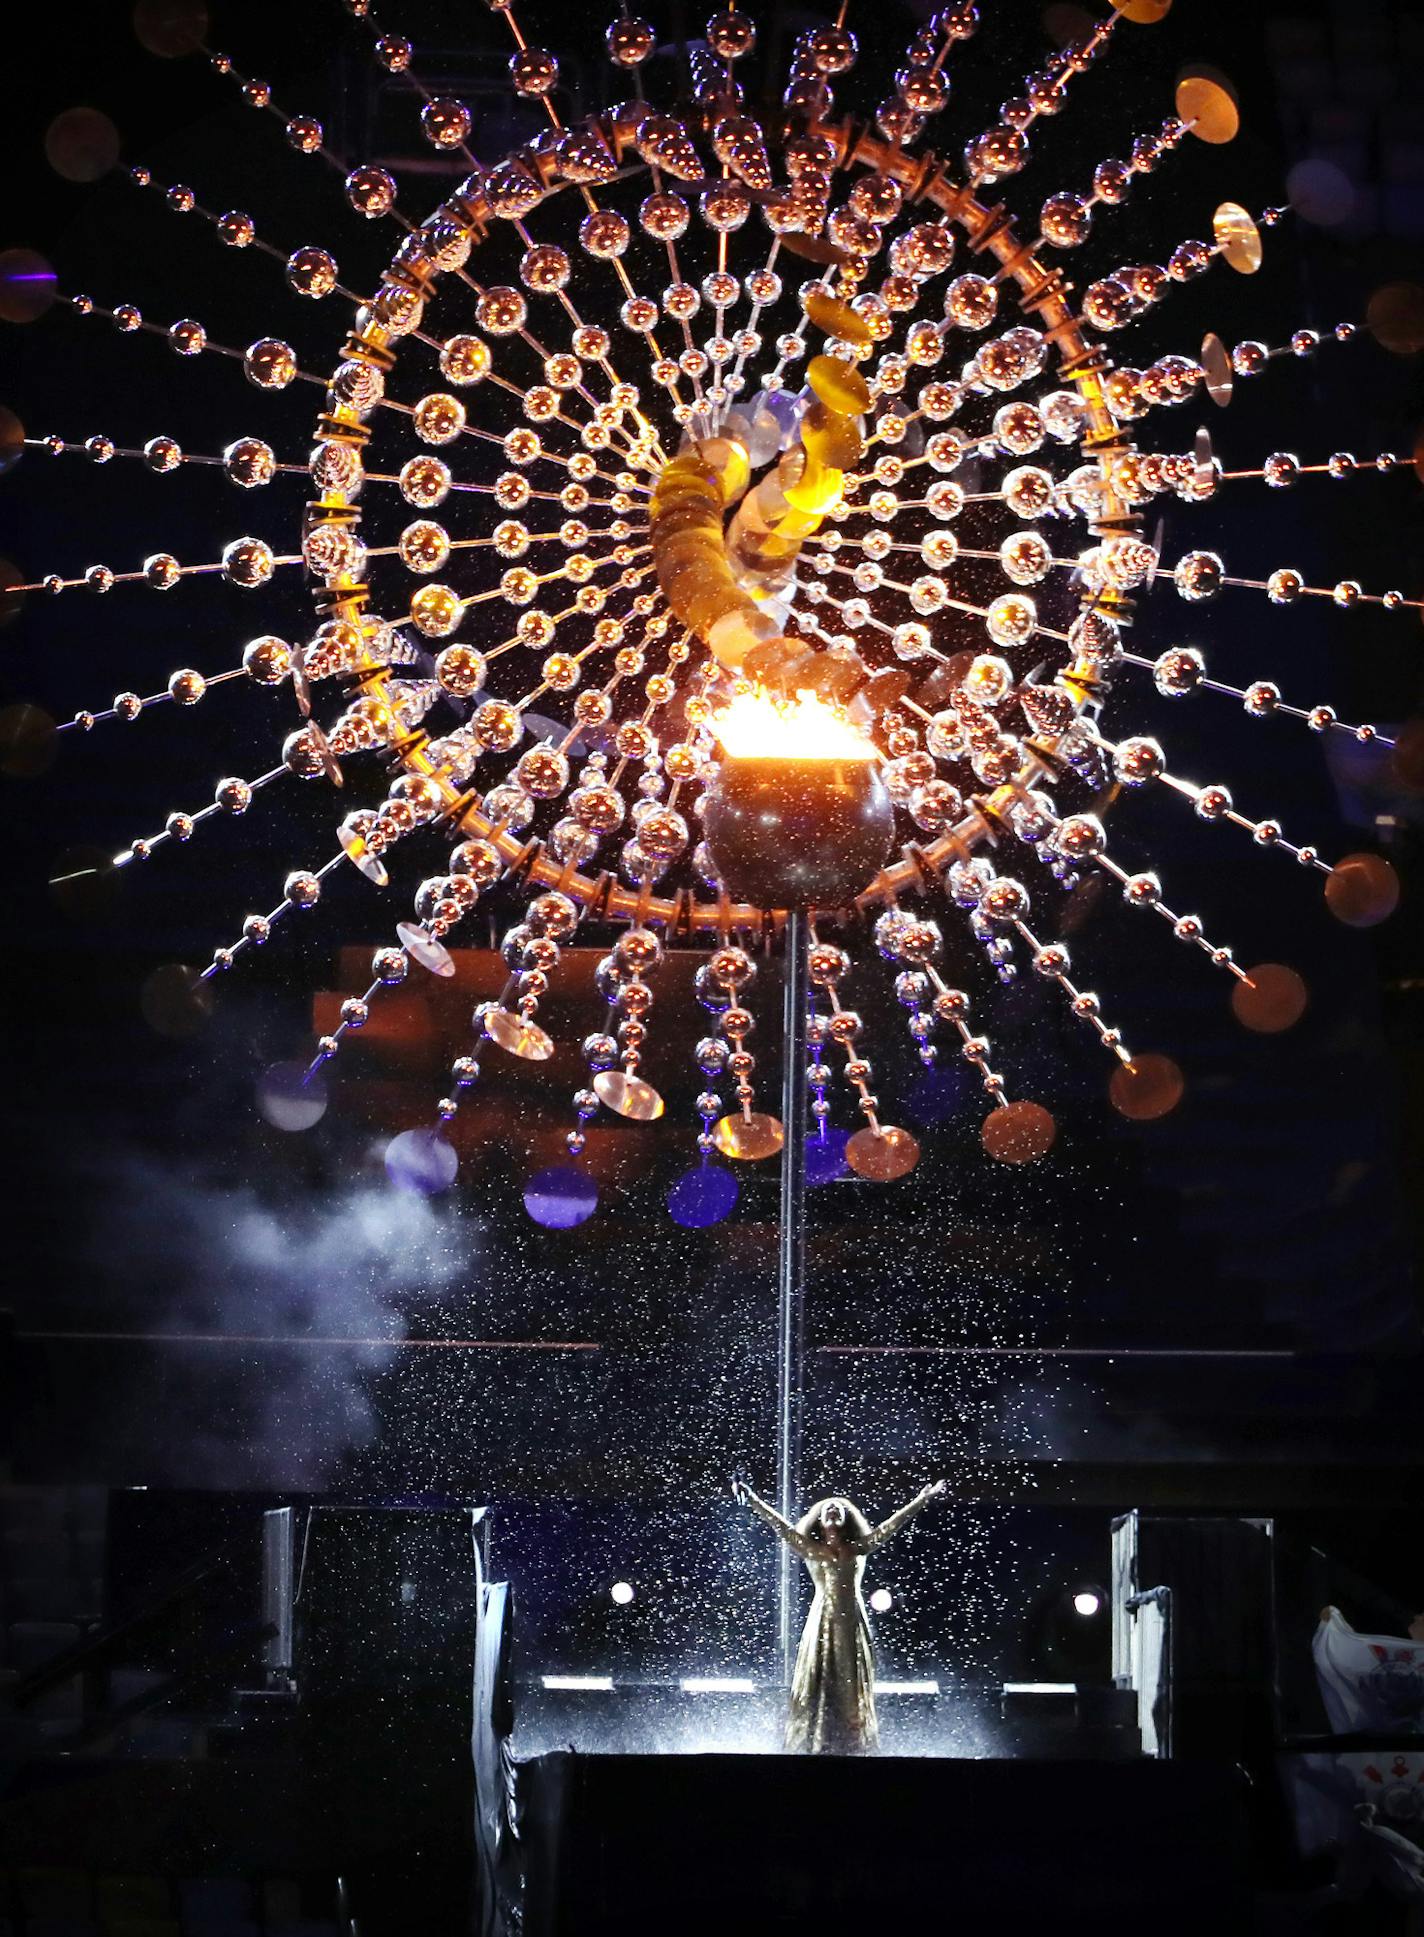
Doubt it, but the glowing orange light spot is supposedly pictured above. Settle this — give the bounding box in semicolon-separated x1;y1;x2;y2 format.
711;686;876;761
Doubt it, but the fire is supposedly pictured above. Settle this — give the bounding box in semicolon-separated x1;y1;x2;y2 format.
711;685;877;761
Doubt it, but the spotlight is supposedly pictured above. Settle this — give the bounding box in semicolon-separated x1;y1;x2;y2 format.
1072;1589;1103;1618
868;1587;894;1613
680;1677;757;1695
609;1580;635;1606
540;1675;614;1692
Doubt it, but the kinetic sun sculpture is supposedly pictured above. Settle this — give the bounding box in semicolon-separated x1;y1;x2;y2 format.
1;0;1411;1195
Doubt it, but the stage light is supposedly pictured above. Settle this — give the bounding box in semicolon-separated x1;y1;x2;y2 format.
877;1680;940;1696
1002;1682;1076;1696
609;1580;635;1606
1073;1590;1103;1618
680;1678;757;1695
868;1587;894;1613
540;1675;614;1692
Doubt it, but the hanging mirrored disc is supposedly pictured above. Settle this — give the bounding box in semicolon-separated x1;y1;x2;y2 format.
1193;427;1215;493
666;1165;740;1227
1232;961;1308;1033
1213;200;1262;275
307;719;344;787
291;647;313;719
256;1059;328;1132
845;1123;920;1181
524;1165;599;1228
593;1069;665;1120
981;1099;1056;1164
483;1006;555;1060
1175;72;1240;144
1323;852;1400;928
397;920;456;978
712;1111;784;1160
384;1126;459;1193
1108;1053;1185;1121
338;818;389;886
1200;333;1233;407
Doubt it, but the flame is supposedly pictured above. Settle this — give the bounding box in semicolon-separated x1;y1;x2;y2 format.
711;685;876;761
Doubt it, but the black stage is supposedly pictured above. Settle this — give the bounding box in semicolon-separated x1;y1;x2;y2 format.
516;1751;1251;1936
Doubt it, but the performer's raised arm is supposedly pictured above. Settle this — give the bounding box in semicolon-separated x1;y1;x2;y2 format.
732;1476;815;1558
867;1478;947;1551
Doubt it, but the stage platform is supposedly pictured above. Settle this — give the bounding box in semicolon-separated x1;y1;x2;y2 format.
514;1751;1252;1936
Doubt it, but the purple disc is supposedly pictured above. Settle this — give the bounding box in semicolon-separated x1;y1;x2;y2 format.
384;1127;459;1194
666;1165;740;1227
524;1165;599;1228
804;1126;850;1186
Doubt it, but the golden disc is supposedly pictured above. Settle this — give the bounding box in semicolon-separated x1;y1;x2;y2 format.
845;1123;920;1181
712;1111;784;1160
483;1007;555;1060
593;1069;666;1121
1232;963;1308;1034
1110;0;1172;20
1108;1053;1185;1122
1213;201;1262;275
981;1100;1056;1165
1200;332;1234;407
778;231;848;269
1177;71;1240;144
1323;852;1401;929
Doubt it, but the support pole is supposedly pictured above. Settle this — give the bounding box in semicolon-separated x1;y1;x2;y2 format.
775;909;810;1685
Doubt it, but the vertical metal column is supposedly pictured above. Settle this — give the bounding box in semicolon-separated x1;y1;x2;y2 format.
775;909;810;1684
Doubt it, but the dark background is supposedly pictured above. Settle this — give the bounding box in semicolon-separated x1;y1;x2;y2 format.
1;0;1422;1694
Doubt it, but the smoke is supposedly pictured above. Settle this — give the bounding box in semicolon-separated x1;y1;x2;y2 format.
60;1149;474;1487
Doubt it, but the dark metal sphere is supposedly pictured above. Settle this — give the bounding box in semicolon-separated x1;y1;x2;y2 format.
702;756;895;909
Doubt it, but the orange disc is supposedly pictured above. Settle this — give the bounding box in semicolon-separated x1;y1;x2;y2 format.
1366;282;1424;356
845;1124;920;1181
1232;963;1308;1033
712;1111;784;1160
1108;1053;1185;1121
982;1100;1056;1164
1177;71;1240;144
133;0;210;56
44;108;121;184
1324;853;1401;928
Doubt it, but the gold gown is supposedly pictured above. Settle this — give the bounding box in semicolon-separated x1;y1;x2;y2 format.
746;1488;935;1754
